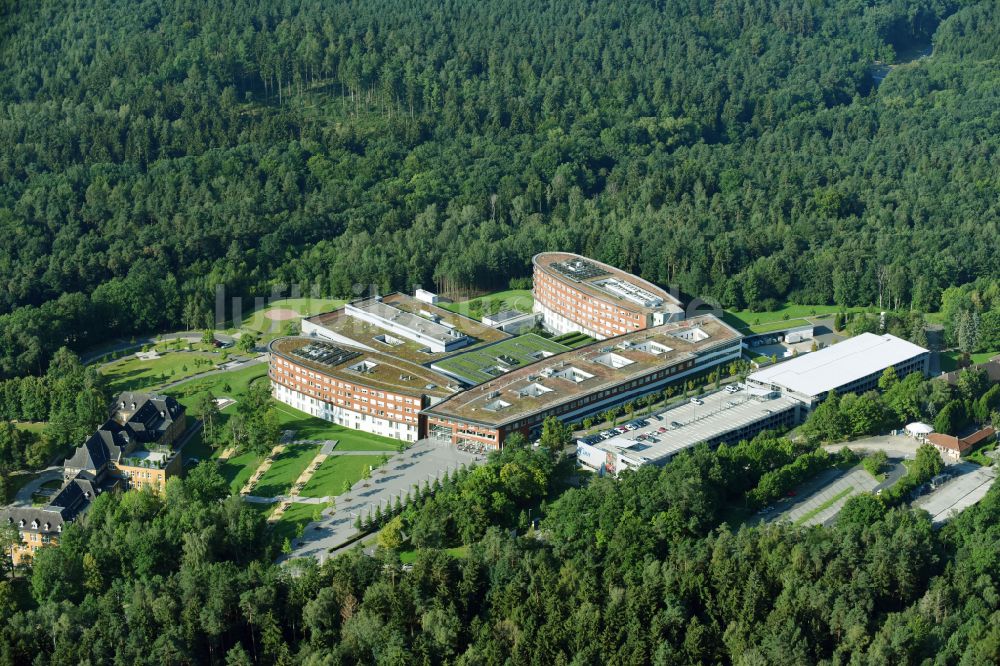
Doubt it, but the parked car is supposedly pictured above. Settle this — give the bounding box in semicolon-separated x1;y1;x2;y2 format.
658;426;667;433
725;385;739;394
670;421;682;428
690;398;703;406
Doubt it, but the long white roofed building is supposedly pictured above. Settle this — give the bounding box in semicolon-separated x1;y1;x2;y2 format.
746;332;930;407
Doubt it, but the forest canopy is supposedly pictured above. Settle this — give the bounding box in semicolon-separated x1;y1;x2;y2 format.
0;0;997;377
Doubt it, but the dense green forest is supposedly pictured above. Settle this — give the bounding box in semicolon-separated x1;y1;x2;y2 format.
0;0;999;376
2;432;999;664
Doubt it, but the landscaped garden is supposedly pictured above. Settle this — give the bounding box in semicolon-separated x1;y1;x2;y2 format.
219;449;264;493
168;363;269;407
299;454;386;499
250;442;322;498
271;501;327;546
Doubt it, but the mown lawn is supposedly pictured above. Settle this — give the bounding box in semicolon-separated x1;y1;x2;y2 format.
179;422;219;462
219;449;264;493
169;363;269;406
272;404;400;451
725;304;867;331
940;350;999;373
440;289;533;319
250;442;322;498
169;363;270;466
241;297;345;332
13;421;47;435
299;455;386;498
272;501;326;545
101;351;220;393
748;318;812;334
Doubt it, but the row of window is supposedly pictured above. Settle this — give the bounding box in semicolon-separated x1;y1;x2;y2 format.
502;359;697;431
535;276;642;332
273;359;421;406
273;371;416;421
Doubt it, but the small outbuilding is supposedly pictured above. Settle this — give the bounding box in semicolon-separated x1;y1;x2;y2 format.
904;422;934;441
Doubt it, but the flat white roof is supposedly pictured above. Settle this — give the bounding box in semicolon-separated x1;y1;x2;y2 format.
747;333;927;398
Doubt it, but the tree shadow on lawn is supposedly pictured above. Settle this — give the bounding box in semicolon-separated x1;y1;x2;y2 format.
251;444;318;498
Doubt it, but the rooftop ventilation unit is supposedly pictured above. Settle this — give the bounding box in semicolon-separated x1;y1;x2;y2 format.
593;277;663;308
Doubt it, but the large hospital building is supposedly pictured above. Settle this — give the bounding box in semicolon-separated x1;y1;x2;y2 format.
532;252;685;339
269;251;930;453
422;315;743;446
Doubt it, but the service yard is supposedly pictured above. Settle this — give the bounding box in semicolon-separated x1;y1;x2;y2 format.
912;464;997;524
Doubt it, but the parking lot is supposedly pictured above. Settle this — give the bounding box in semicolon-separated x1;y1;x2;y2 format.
576;384;799;469
760;466;878;527
912;463;997;524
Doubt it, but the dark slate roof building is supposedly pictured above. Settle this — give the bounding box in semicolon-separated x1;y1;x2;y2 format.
63;419;129;482
1;474;105;537
111;392;185;444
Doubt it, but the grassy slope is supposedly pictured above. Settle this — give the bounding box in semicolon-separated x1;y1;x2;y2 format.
251;442;322;497
101;351;220;393
299;454;386;498
271;404;400;451
219;449;263;493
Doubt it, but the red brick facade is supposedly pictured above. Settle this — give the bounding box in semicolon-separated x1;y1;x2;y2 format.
269;355;424;432
533;262;649;339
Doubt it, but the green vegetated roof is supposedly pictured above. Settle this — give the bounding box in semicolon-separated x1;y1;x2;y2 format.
433;334;571;385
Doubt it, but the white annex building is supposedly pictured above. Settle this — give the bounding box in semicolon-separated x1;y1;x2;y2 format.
746;332;930;407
